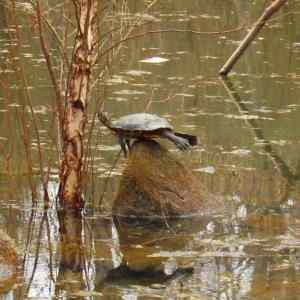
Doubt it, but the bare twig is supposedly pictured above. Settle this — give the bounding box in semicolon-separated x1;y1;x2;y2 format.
25;212;47;295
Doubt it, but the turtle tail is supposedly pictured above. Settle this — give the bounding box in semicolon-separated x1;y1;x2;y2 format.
174;132;198;146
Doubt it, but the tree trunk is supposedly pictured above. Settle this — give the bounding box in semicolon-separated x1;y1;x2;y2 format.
58;0;98;209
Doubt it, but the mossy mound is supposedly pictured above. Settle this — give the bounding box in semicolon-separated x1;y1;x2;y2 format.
113;139;206;224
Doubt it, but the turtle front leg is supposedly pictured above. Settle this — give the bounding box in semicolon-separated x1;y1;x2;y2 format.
118;135;128;157
125;139;131;153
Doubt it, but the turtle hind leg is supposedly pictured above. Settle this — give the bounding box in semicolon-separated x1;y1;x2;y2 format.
161;130;190;151
174;132;198;146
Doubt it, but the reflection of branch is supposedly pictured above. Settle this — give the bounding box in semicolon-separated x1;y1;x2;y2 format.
45;214;55;281
25;212;47;295
23;208;37;270
220;76;295;184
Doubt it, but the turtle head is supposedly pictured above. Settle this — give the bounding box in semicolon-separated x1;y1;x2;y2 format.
97;111;111;128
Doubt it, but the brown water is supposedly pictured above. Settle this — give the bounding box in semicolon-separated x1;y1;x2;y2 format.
1;1;300;299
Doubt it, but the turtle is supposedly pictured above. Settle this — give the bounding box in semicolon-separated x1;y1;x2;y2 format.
98;112;197;157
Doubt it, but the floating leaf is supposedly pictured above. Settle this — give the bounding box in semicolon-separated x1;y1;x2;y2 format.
229;149;251;156
139;56;169;64
114;89;145;95
194;166;216;174
125;70;152;76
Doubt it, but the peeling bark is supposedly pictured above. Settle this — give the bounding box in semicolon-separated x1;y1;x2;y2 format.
58;0;98;209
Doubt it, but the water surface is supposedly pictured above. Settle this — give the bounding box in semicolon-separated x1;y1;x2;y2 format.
1;1;300;299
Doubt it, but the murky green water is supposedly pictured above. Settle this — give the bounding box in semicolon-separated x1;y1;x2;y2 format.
1;1;300;299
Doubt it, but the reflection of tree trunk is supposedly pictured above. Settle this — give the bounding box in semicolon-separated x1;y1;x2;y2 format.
58;208;84;270
58;0;98;209
56;208;85;294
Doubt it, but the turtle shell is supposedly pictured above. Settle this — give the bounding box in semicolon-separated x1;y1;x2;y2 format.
111;113;173;132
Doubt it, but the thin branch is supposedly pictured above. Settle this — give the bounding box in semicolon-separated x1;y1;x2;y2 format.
36;1;63;124
219;0;288;75
43;17;70;69
28;0;70;69
91;0;161;88
96;20;154;49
